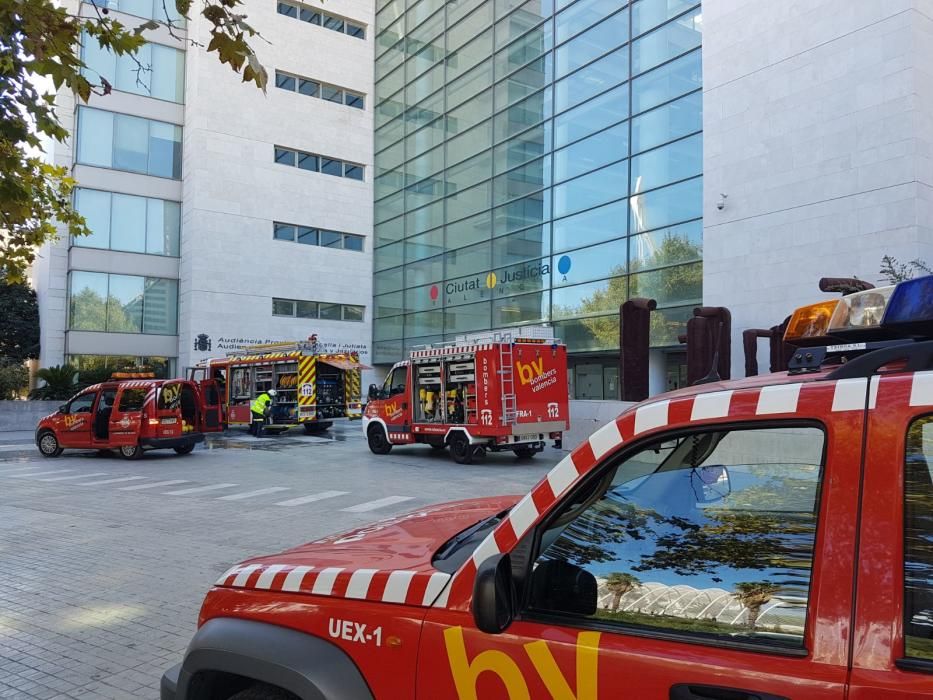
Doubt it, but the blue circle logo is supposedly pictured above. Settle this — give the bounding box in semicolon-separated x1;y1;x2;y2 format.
557;255;572;275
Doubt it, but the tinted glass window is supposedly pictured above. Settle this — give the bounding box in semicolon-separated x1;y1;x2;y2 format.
273;298;295;316
275;147;295;165
530;426;825;649
274;223;296;241
299;79;320;96
68;393;97;414
297;226;318;245
118;388;147;411
276;72;297;90
321;158;342;176
344;234;364;251
905;415;933;660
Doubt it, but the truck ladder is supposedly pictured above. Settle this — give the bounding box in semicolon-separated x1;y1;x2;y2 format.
499;342;517;425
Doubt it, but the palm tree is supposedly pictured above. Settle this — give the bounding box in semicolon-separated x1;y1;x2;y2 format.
30;364;78;400
733;581;781;631
605;572;640;612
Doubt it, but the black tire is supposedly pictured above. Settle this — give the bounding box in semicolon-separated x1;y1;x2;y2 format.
513;446;536;459
450;433;485;464
367;424;392;455
119;444;143;460
37;431;63;458
303;421;333;434
228;683;297;700
173;444;195;455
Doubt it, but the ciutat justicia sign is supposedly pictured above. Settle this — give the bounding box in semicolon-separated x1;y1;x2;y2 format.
433;259;557;305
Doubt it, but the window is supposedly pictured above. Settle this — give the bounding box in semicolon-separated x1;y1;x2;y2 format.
273;222;364;252
69;271;178;334
905;415;933;660
277;1;366;39
276;70;364;110
272;299;296;316
68;354;175;378
82;35;185;103
76;108;182;179
272;298;365;322
74;189;180;257
67;393;97;414
118;388;147;412
529;425;825;650
92;0;185;25
274;146;365;181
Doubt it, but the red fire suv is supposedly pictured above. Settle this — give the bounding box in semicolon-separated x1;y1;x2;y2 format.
36;377;222;459
163;276;933;699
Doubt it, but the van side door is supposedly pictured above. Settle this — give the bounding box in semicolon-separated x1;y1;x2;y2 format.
848;371;933;698
109;385;147;447
198;380;224;432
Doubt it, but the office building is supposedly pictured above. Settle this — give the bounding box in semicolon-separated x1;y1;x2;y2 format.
33;0;375;379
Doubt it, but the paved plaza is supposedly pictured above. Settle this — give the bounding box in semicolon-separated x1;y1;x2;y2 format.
0;425;560;699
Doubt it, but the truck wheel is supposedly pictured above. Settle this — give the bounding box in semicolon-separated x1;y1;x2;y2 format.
37;431;63;458
228;683;297;700
513;446;535;459
303;421;332;434
119;444;143;460
173;444;195;455
367;424;392;455
451;434;484;464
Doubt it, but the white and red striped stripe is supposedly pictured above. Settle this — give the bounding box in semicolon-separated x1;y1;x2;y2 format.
215;563;451;607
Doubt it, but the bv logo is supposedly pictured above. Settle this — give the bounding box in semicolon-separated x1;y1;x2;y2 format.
384;401;399;417
516;358;544;386
64;414;84;430
445;626;600;700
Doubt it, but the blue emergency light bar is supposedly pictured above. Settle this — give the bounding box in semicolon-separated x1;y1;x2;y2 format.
881;274;933;335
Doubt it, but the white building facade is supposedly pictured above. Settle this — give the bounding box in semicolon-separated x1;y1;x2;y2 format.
34;0;375;381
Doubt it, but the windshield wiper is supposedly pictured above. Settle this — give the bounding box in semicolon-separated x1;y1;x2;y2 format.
434;509;509;561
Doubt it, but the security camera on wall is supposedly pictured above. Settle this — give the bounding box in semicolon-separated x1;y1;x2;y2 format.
717;193;728;210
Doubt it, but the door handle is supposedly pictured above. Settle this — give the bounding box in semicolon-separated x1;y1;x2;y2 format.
670;684;789;700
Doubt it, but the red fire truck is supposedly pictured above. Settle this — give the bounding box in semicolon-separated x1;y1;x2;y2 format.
188;339;369;434
363;329;569;463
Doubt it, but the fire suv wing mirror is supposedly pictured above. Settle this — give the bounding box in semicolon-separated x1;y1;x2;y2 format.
529;560;597;617
472;553;516;634
368;383;380;401
58;404;67;414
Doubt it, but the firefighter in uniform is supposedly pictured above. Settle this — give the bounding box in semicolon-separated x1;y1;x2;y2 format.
249;389;277;437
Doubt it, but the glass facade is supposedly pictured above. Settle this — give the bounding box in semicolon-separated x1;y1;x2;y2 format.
82;35;186;103
372;0;702;366
73;188;180;256
69;271;178;335
76;107;183;179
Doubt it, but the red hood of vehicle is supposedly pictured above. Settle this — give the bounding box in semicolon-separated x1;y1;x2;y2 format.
213;496;517;607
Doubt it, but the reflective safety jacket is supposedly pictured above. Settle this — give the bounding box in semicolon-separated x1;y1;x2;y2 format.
250;392;272;415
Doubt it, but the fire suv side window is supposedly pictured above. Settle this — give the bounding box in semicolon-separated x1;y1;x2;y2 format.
528;425;825;650
904;414;933;661
67;392;96;414
385;366;407;396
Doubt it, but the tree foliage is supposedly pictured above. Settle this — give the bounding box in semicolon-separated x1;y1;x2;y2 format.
1;0;266;282
0;357;29;400
879;255;931;285
0;278;40;361
30;364;78;401
553;234;702;350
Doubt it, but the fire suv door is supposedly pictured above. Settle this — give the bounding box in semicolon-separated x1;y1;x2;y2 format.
198;379;223;431
56;390;98;448
382;364;411;437
848;371;933;698
417;380;864;699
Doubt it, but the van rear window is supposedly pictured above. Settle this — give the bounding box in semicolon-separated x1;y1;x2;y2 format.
158;383;183;411
118;388;147;412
